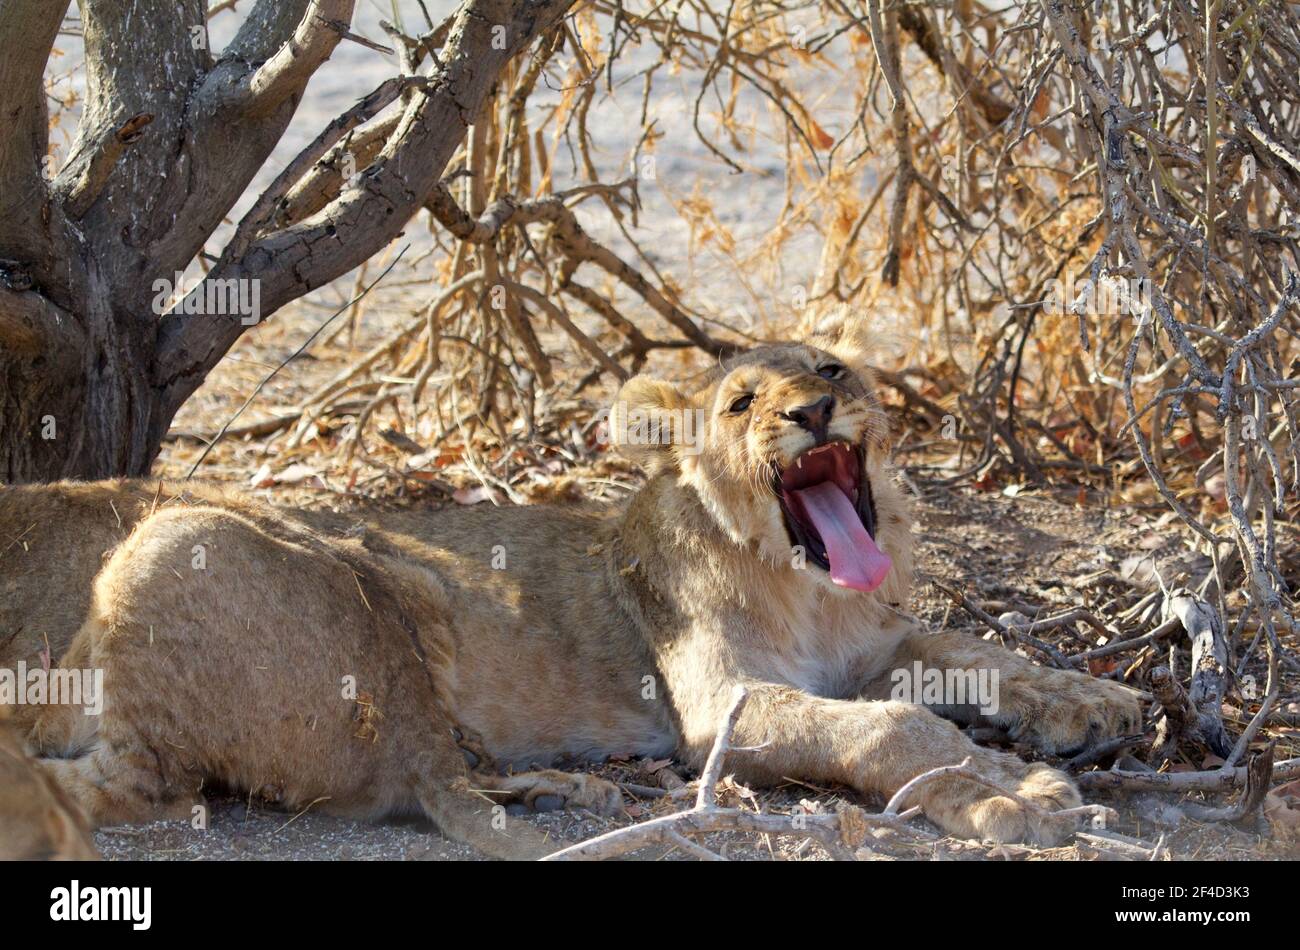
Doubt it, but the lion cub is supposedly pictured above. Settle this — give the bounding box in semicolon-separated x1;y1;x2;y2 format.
11;329;1140;855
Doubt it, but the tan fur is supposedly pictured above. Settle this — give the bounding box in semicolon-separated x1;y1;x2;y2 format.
0;707;98;860
0;337;1141;855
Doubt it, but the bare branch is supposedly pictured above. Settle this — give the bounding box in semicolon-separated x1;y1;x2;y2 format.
425;183;729;353
152;0;580;419
235;0;357;119
223;0;315;64
54;112;154;220
0;0;68;252
275;115;401;226
0;287;85;358
62;0;212;293
1077;756;1300;793
225;76;427;262
1182;743;1275;824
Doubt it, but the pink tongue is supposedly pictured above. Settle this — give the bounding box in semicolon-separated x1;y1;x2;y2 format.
792;482;892;592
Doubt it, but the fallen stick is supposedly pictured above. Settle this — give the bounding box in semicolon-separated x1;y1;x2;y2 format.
1071;617;1181;665
1075;830;1162;860
164;410;304;443
931;581;1072;669
1164;590;1233;757
1077;755;1300;792
1181;743;1275;824
1065;733;1146;773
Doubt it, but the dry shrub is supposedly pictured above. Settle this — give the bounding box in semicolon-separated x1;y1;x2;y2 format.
170;4;1297;677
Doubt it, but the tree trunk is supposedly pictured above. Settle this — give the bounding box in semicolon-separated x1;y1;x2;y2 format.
0;358;157;482
0;278;160;481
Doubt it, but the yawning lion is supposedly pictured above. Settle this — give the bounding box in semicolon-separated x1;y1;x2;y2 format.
0;329;1141;857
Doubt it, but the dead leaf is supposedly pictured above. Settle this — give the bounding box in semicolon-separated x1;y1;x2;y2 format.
249;462;275;488
452;484;499;505
273;463;320;485
809;119;835;150
1088;656;1119;677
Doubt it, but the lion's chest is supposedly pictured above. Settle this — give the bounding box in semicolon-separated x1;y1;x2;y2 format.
756;605;910;699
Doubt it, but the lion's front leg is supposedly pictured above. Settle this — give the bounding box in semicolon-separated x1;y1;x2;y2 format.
883;628;1144;755
679;684;1083;846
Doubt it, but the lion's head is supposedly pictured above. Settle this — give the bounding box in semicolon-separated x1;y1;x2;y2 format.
611;327;913;602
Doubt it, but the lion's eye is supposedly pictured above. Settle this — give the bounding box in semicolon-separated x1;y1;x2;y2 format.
728;394;754;414
817;363;845;380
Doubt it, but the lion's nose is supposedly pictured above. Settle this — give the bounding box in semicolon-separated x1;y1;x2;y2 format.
780;395;834;442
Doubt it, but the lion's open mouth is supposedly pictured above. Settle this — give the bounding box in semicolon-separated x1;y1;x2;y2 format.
773;442;892;593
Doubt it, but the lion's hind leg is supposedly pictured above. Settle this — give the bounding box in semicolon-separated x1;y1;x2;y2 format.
36;748;203;827
28;620;204;826
9;625;100;757
408;747;625;859
470;768;624;816
407;751;552;860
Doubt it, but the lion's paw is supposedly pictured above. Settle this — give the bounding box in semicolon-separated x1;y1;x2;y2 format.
963;762;1082;846
921;753;1083;847
993;669;1143;755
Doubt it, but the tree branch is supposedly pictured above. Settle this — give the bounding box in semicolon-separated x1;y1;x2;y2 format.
0;287;86;360
235;0;357;119
0;0;68;255
276;114;402;227
64;0;211;294
52;1;360;316
54;112;155;220
153;0;579;421
225;76;426;263
424;183;729;353
1078;756;1300;793
223;0;312;63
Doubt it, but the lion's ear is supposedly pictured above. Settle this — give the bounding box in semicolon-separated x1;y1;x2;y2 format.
609;376;694;470
808;315;873;380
